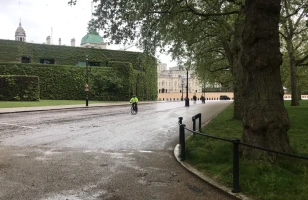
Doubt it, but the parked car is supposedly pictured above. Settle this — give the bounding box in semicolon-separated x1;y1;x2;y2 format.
220;95;230;100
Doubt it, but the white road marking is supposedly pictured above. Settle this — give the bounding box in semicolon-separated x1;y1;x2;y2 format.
139;150;152;153
0;122;36;129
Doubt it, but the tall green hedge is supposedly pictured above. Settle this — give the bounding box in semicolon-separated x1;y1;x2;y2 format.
134;54;158;100
0;39;158;101
0;62;157;101
0;39;145;66
0;75;39;101
0;63;110;100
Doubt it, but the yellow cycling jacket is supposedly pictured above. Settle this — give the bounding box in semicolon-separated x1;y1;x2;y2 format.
130;97;139;103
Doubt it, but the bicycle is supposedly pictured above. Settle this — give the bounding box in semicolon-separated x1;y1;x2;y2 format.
131;103;138;115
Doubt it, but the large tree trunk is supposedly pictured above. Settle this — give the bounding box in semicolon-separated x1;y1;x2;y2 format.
241;0;292;157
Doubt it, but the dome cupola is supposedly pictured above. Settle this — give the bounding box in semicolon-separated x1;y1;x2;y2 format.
15;20;26;42
80;30;106;49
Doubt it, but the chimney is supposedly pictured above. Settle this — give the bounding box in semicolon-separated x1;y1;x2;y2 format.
46;36;50;44
71;38;75;47
58;38;61;45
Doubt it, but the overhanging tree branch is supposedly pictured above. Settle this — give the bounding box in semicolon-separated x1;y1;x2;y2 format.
279;31;287;40
184;0;239;17
207;66;230;72
296;54;308;66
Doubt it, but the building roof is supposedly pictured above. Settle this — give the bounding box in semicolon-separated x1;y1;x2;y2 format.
80;31;103;45
15;21;26;37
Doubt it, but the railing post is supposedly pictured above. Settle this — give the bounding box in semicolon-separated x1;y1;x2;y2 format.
192;116;196;138
192;116;196;131
232;139;240;193
179;124;186;161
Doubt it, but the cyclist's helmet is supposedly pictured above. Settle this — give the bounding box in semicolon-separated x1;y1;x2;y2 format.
133;94;136;97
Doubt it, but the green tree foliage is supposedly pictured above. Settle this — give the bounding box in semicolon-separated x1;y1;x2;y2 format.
68;0;296;156
76;0;241;115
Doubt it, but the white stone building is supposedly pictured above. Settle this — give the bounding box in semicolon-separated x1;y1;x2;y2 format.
157;63;203;94
157;63;223;96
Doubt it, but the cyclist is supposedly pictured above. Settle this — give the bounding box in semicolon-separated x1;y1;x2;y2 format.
129;95;139;112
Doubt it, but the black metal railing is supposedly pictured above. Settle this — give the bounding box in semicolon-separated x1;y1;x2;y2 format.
178;114;308;193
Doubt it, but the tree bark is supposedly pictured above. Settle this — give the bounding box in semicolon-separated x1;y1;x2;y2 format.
286;40;300;106
231;6;245;120
241;0;292;157
221;6;245;120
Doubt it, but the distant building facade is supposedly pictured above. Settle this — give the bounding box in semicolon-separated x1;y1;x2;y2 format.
157;63;222;94
157;65;202;94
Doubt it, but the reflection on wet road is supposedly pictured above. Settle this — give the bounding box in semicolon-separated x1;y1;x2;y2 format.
0;101;234;200
0;101;231;150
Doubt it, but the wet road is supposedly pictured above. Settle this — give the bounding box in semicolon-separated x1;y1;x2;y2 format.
0;101;235;200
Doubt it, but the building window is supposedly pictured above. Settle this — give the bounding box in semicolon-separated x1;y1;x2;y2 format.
40;58;55;64
21;56;30;63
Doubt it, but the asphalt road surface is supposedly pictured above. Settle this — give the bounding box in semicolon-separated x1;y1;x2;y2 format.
0;101;235;200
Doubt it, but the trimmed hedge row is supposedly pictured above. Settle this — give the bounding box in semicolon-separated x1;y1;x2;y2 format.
0;39;158;101
0;39;144;66
0;62;157;101
0;75;39;101
0;63;115;100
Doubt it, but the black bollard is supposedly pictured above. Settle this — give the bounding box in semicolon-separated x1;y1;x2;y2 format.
179;124;186;161
178;117;183;144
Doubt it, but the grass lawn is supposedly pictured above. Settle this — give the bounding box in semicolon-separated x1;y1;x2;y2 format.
186;100;308;200
0;100;107;108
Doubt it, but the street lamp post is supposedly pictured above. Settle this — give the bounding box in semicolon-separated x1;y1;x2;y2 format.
181;80;184;101
85;55;89;107
185;69;190;107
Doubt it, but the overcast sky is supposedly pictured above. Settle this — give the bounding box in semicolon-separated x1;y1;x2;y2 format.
0;0;177;68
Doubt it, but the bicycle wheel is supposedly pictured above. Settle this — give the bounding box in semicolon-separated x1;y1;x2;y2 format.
131;106;137;115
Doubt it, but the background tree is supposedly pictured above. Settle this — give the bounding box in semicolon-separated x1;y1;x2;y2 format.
69;0;293;156
280;0;308;106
